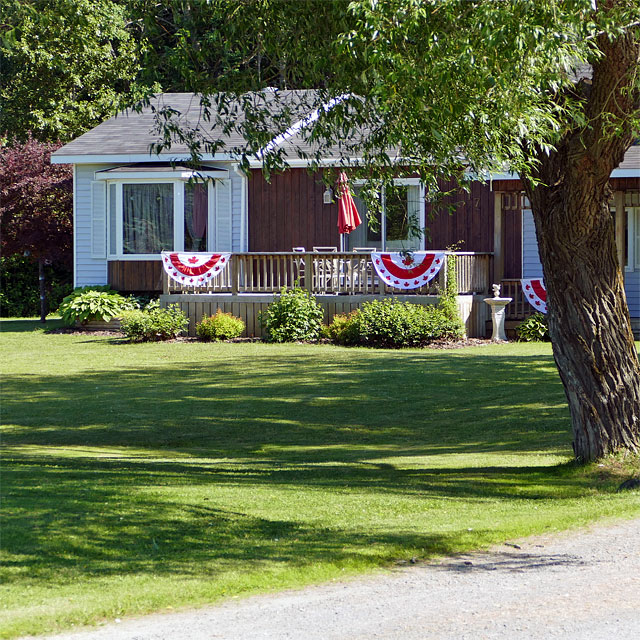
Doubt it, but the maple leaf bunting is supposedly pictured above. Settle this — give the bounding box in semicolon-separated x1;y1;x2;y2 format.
371;252;445;290
521;278;547;313
161;251;231;286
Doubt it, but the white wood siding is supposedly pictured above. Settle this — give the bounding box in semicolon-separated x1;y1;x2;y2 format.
76;164;112;286
522;207;543;278
229;169;246;251
626;271;639;319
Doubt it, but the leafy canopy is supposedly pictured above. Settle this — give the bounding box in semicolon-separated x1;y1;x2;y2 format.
0;0;143;142
0;136;72;265
147;0;639;189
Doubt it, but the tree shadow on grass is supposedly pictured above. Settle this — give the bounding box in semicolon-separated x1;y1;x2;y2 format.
2;351;568;457
1;348;584;596
2;452;587;588
0;318;64;333
2;462;464;586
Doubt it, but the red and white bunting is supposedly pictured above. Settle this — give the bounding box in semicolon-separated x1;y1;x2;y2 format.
161;251;231;286
371;252;445;290
521;278;547;313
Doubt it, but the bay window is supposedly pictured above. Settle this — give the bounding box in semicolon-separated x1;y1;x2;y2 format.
99;174;231;259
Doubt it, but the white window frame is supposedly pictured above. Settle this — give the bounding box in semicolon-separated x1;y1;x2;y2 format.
628;206;640;272
352;178;426;251
105;178;215;260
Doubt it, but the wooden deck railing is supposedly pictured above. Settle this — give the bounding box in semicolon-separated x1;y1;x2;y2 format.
501;279;536;320
163;251;493;296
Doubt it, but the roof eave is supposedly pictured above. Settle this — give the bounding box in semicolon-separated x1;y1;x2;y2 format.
51;152;238;165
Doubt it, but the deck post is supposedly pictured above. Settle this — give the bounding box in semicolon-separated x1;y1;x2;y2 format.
231;255;239;294
493;191;504;284
438;254;447;292
162;270;169;295
304;254;313;291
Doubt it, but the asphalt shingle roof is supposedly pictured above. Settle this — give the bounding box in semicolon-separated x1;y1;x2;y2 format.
52;91;324;158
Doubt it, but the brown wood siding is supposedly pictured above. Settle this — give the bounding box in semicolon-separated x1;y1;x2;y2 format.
610;177;640;190
249;169;341;251
489;177;637;191
249;171;502;254
502;207;523;279
492;179;524;192
424;179;494;253
108;260;163;292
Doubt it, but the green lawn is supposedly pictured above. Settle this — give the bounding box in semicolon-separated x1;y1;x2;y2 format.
1;319;639;638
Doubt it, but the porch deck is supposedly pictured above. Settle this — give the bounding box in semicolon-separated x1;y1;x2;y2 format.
160;251;495;338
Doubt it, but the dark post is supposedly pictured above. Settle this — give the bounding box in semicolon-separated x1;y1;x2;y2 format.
38;258;47;323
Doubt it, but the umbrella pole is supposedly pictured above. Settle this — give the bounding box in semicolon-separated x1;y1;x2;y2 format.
340;234;345;252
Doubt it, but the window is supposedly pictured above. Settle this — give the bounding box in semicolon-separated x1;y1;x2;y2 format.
123;183;175;254
104;179;222;258
625;191;640;272
184;183;209;252
349;181;424;251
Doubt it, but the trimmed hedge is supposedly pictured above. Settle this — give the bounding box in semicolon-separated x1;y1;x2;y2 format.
0;255;72;317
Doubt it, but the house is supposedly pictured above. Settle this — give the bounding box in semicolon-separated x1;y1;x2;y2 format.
51;92;639;338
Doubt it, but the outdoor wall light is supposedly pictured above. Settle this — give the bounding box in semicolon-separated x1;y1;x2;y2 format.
323;186;334;204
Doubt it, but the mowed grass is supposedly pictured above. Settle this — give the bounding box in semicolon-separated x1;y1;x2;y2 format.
1;319;639;638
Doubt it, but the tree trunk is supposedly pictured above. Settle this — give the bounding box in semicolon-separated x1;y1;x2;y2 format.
526;176;640;462
38;257;47;324
522;10;640;462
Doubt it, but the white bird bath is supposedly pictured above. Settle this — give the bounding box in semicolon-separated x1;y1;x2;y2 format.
484;284;512;341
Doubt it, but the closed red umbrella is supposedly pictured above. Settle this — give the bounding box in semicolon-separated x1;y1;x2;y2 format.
337;171;362;235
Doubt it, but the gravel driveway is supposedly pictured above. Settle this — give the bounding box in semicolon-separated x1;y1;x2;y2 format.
26;518;640;640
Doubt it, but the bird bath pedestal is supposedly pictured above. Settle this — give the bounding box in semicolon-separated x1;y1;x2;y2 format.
485;284;512;341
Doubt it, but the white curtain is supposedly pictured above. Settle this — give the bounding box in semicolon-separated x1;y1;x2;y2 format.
184;183;208;251
123;184;174;254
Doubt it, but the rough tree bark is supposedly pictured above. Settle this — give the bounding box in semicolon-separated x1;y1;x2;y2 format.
523;20;640;462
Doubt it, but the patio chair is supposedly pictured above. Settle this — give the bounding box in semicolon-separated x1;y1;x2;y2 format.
351;249;376;291
292;248;306;285
311;249;341;292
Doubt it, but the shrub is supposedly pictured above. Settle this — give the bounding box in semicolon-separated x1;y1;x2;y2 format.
120;304;188;342
353;298;463;348
142;298;160;312
197;310;245;341
327;299;463;348
516;312;550;342
58;288;138;325
0;254;73;317
326;312;360;346
260;284;325;342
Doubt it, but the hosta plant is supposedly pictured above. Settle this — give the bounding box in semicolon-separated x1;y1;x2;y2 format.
58;288;138;325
